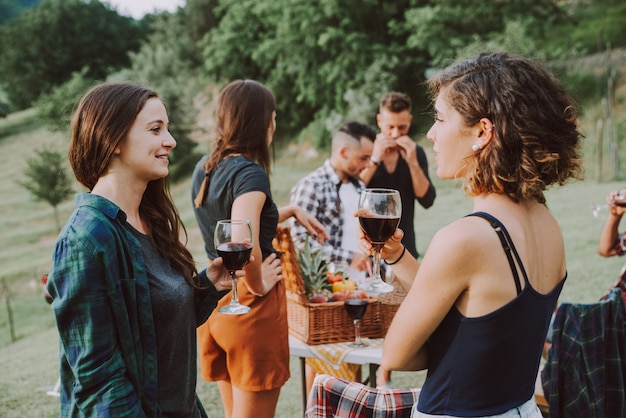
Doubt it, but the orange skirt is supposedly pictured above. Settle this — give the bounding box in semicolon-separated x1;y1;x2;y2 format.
197;280;290;391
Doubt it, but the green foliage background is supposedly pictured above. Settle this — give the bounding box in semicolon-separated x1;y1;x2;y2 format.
1;2;626;414
1;0;626;151
0;0;623;232
0;0;147;109
17;148;74;231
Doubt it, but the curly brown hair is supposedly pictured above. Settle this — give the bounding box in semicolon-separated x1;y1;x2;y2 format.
427;52;584;204
69;83;198;286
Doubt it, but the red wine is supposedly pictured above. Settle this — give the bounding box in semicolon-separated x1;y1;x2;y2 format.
344;299;369;320
359;216;400;244
216;242;252;271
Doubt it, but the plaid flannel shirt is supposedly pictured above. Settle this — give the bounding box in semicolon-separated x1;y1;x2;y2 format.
289;159;364;266
541;288;626;418
47;193;221;417
608;233;626;300
305;374;420;418
612;232;626;256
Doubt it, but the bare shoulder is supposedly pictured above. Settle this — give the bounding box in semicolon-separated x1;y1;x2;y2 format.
431;216;497;249
425;216;499;270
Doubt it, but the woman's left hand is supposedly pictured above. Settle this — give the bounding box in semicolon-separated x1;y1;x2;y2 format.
207;256;249;292
261;252;283;291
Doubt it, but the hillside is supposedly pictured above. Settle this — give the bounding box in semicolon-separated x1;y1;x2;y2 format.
1;48;626;295
2;50;626;416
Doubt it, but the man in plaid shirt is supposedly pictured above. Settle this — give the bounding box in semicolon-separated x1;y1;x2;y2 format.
289;121;377;277
289;121;378;397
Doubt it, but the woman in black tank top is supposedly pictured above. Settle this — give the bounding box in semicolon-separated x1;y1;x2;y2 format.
354;53;583;417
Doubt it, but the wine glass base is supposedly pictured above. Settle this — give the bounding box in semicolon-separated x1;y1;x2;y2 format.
358;279;394;295
218;304;251;315
347;341;369;348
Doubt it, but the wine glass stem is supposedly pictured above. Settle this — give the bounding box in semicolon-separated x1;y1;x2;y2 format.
373;247;382;281
230;273;240;305
353;319;362;345
592;204;607;218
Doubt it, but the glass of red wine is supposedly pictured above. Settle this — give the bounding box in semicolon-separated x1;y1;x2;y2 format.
357;188;401;294
215;219;253;315
344;294;369;348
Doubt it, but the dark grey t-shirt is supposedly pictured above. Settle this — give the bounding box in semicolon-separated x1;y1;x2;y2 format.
128;227;201;418
191;154;279;260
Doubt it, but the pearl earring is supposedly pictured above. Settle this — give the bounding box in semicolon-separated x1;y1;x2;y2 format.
472;143;481;151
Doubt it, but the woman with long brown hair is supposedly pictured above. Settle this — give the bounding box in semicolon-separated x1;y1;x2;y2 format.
192;79;326;418
47;82;236;417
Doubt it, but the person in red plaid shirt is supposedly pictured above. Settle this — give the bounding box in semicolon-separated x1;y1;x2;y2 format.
597;187;626;304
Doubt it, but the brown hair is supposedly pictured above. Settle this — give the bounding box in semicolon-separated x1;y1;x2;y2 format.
380;91;412;113
194;79;276;207
427;52;583;204
69;83;198;285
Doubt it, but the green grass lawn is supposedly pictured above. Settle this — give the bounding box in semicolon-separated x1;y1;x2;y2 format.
1;108;625;416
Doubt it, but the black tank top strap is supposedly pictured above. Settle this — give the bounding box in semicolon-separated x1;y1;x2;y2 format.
465;211;529;295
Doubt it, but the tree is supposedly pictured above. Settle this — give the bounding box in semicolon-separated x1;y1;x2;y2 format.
112;11;203;181
0;0;147;109
197;0;578;146
185;0;220;48
18;148;74;232
0;102;9;118
34;67;97;132
0;96;10;119
0;0;20;25
0;0;39;26
201;0;429;147
403;0;570;67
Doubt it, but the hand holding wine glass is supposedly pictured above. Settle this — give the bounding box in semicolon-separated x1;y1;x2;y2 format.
344;293;369;348
591;188;626;218
215;220;253;315
206;257;247;292
357;188;401;294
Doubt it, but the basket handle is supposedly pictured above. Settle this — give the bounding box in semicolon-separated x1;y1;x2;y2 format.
273;225;308;304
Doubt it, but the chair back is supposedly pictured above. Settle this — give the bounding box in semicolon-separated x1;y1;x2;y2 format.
305;374;420;418
541;288;626;417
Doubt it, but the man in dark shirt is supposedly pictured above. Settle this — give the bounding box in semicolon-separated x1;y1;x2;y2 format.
360;91;436;259
360;92;436;389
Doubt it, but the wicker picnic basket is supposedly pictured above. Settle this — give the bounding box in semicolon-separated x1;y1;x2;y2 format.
273;225;384;345
376;274;407;335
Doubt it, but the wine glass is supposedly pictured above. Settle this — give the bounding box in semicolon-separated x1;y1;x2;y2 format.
357;188;401;294
344;294;369;348
215;220;253;315
591;189;626;218
590;201;607;218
